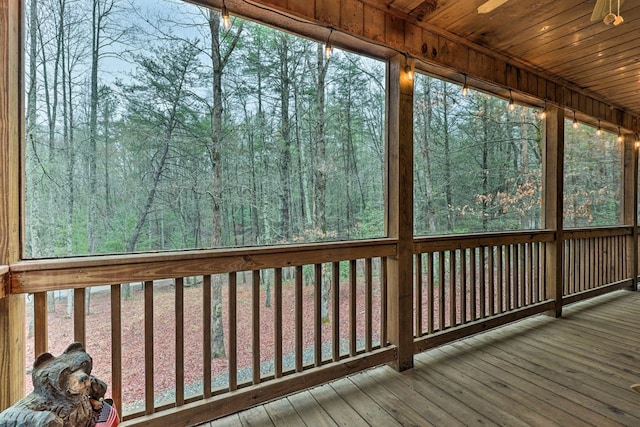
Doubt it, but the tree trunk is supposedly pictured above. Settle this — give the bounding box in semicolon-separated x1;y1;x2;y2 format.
208;10;243;358
442;81;453;231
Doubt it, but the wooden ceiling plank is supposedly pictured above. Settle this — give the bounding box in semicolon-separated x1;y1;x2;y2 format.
512;5;640;68
437;0;581;48
524;5;640;69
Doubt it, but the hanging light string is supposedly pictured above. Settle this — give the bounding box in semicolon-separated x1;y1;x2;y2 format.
404;54;414;80
508;89;515;111
572;111;579;129
221;0;231;30
325;27;333;60
596;118;602;136
462;74;469;97
234;0;636;134
539;99;547;119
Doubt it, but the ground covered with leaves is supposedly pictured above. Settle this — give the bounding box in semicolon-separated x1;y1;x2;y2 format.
25;277;383;413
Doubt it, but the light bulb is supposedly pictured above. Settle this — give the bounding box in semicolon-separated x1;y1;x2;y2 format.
221;5;231;30
539;109;546;120
324;42;332;60
617;127;623;142
405;63;414;81
462;85;469;97
572;119;578;129
508;98;515;111
596;127;602;136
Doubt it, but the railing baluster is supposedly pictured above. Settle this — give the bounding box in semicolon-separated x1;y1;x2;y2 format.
349;259;357;357
74;288;86;346
175;277;184;406
512;243;520;308
527;242;537;304
497;245;504;313
504;244;513;311
252;271;260;385
229;272;237;391
427;252;434;334
365;258;373;352
519;243;526;307
415;253;423;336
469;249;476;321
314;264;322;367
488;247;494;316
202;275;211;398
590;238;596;289
479;247;486;318
295;266;303;371
380;257;388;347
110;284;122;417
274;268;283;377
449;250;456;327
461;248;467;324
34;292;47;357
144;280;154;415
438;251;445;330
331;262;340;361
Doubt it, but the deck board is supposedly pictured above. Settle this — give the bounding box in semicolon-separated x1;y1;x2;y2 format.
208;290;640;426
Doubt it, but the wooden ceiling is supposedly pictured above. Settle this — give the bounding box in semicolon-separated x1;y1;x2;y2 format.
383;0;640;116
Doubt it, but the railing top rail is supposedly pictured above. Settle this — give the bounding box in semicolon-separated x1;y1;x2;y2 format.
413;230;555;252
9;239;397;294
563;226;633;239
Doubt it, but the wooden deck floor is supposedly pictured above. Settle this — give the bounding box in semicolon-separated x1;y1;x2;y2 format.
205;290;640;426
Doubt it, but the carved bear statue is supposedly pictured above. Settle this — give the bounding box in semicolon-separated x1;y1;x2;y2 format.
0;342;111;427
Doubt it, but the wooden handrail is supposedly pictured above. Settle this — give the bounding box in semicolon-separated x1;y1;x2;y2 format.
9;239;397;294
563;226;633;240
413;230;555;252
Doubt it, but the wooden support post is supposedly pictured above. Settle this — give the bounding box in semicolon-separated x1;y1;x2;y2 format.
0;0;25;410
386;55;414;370
543;106;564;317
622;135;638;290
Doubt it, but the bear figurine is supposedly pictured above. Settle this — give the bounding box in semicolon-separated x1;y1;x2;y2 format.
0;342;114;427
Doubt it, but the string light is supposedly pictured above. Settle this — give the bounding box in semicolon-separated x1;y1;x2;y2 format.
508;90;515;111
462;74;469;97
539;100;547;120
572;111;578;129
596;119;602;136
221;0;231;30
404;55;413;81
635;133;640;149
617;126;623;142
324;28;333;60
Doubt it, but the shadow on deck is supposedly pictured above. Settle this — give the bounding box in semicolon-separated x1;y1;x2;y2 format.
206;290;640;426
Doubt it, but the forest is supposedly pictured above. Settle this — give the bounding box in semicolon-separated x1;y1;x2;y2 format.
24;0;623;260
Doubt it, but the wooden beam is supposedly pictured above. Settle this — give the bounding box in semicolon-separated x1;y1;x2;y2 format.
0;0;25;410
386;55;414;371
543;106;564;317
621;135;638;289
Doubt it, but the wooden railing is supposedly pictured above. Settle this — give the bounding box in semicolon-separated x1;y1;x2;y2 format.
6;228;637;425
562;227;634;304
412;231;556;353
10;240;397;426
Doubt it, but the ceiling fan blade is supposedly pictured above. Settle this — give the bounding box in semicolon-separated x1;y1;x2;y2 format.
477;0;510;14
